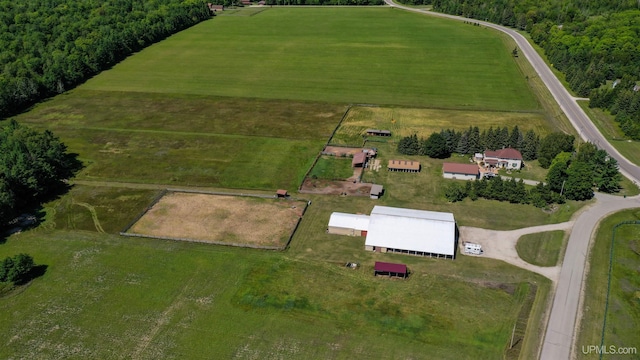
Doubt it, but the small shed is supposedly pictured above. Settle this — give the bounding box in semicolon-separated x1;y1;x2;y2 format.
352;152;366;168
366;129;391;137
370;184;384;199
388;160;420;173
276;189;288;198
374;261;407;278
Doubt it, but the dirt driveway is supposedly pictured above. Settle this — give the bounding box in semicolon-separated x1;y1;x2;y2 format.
458;221;575;282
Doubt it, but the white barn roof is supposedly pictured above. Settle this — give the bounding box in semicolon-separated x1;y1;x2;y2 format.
328;212;370;231
365;206;455;256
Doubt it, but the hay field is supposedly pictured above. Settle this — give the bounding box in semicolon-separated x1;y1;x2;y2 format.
81;8;538;111
330;106;551;145
129;193;305;247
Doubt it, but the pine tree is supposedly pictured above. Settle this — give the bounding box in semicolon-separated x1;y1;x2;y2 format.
521;130;539;160
498;126;509;148
468;126;482;154
594;154;622;193
455;132;469;155
486;126;497;150
509;125;522;149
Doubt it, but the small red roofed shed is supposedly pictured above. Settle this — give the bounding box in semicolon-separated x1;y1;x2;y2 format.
374;261;407;278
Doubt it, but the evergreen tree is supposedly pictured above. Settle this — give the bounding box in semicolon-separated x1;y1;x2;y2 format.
397;134;421;155
521;130;539;161
498;126;510;149
444;182;467;202
455;131;469;155
468;126;482;154
594;155;622;193
508;125;522;149
486;127;498;150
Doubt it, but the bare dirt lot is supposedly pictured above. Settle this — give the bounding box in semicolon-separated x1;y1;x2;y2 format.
128;192;306;247
300;178;371;196
322;146;363;157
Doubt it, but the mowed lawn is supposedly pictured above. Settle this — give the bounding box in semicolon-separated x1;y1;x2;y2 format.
576;209;640;359
0;186;549;359
81;8;538;111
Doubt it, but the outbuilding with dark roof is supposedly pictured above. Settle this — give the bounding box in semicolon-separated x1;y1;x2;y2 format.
442;163;480;180
374;261;407;278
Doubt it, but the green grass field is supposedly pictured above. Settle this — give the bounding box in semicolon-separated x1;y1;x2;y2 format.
0;186;551;359
18;91;344;190
82;8;538;112
309;156;354;180
516;231;565;267
578;101;640;167
330;106;550;146
576;209;640;359
0;7;583;359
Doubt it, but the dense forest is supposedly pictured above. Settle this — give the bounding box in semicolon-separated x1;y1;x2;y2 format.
0;0;211;118
400;0;640;139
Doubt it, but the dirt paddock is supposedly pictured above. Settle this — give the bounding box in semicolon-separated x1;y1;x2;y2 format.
128;192;306;247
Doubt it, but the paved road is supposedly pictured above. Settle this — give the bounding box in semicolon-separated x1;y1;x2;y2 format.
382;2;640;359
383;1;640;184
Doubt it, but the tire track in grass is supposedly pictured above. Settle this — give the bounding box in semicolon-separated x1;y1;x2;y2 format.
130;277;195;359
72;201;105;233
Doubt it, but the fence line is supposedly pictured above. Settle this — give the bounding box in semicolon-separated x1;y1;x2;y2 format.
120;189;312;250
298;105;353;191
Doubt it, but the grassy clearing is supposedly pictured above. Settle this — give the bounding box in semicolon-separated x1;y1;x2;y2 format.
578;101;640;167
516;231;565;267
499;160;548;182
51;185;161;233
576;209;640;359
330;106;551;146
0;187;550;359
308;156;354;180
16;92;343;190
81;8;538;111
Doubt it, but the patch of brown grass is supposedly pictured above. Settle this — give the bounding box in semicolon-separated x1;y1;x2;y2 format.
129;193;305;247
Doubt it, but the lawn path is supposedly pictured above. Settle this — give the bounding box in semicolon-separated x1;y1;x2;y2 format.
72;201;105;233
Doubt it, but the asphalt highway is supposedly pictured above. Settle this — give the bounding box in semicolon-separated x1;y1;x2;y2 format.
382;2;640;359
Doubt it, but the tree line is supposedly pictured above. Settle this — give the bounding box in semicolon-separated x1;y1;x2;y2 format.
444;140;621;206
444;176;563;208
397;125;546;162
0;120;82;225
402;0;640;140
213;0;383;6
0;0;211;118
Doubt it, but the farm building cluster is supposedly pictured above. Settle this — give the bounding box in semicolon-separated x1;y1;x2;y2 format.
442;147;523;180
328;206;457;259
